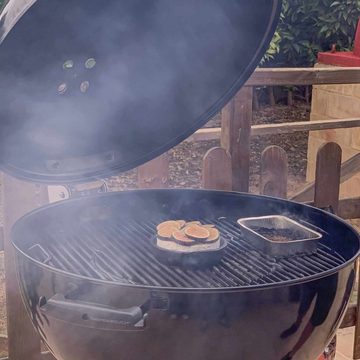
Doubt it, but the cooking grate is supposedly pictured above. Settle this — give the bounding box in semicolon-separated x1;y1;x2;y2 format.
30;217;345;289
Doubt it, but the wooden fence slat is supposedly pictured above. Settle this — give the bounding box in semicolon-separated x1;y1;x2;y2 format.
202;147;232;191
292;152;360;202
337;197;360;220
246;67;360;86
260;146;288;199
137;153;169;189
2;174;49;360
313;142;342;213
354;260;360;360
221;87;252;192
251;117;360;136
187;118;360;142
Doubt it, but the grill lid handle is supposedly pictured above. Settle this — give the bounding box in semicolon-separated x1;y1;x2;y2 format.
39;294;146;329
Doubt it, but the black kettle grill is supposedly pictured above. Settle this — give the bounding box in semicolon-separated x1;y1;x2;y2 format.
0;1;359;360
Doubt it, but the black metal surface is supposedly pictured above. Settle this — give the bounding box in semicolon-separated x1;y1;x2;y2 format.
12;190;360;291
0;0;280;183
25;216;346;289
11;190;360;360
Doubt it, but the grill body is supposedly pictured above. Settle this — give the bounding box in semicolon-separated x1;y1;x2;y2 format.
12;190;360;360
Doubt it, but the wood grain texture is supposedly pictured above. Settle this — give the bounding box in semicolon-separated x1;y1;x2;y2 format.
314;142;342;213
221;87;252;192
137;153;169;188
292;151;360;202
260;146;288;199
188;118;360;142
2;173;50;360
354;259;360;359
337;197;360;219
246;67;360;86
202;147;232;191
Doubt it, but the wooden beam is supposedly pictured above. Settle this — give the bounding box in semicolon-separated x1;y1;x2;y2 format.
0;351;54;360
202;147;232;191
338;197;360;219
251;118;360;136
188;118;360;142
260;146;288;199
313;143;342;214
2;174;49;360
246;67;360;86
340;304;356;329
221;87;253;192
354;260;360;359
292;152;360;203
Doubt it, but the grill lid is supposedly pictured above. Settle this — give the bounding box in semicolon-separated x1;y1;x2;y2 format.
0;0;280;183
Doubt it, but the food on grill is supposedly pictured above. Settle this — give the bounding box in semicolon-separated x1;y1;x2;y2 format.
157;225;180;240
156;220;181;232
184;225;210;241
156;220;221;252
253;227;305;243
172;230;196;246
207;228;220;243
176;220;186;228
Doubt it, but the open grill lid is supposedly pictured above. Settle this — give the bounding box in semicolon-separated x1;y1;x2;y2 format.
0;0;281;183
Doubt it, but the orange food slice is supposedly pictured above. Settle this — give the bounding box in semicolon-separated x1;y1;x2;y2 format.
176;220;186;229
206;228;220;243
172;230;195;246
186;221;202;226
157;225;180;240
184;225;210;241
156;221;181;232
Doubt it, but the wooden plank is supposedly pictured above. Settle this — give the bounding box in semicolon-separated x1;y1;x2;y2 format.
260;146;288;199
188;118;360;142
2;174;49;360
0;351;54;360
0;227;3;252
221;87;252;192
313;143;342;213
340;303;356;329
354;260;360;359
246;67;360;86
202;147;232;191
338;197;360;219
292;152;360;203
137;153;169;188
251;118;360;136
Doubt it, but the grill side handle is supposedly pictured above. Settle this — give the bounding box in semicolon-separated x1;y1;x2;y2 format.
39;294;147;330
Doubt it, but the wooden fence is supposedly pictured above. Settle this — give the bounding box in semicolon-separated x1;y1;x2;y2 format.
2;66;360;360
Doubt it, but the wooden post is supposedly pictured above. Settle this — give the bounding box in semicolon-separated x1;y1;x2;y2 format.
221;87;252;192
2;173;49;360
202;147;232;191
260;146;288;199
354;260;360;360
313;142;342;214
137;153;169;189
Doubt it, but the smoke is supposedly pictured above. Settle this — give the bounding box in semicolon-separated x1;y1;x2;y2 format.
0;0;275;181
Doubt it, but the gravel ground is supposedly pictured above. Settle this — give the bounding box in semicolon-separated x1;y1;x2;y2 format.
107;101;311;195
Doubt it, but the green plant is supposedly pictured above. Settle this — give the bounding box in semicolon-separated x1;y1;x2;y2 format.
263;0;360;67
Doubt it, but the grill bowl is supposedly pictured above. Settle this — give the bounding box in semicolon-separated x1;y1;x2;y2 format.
11;190;360;360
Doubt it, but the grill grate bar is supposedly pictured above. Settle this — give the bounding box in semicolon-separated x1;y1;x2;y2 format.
29;216;347;289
